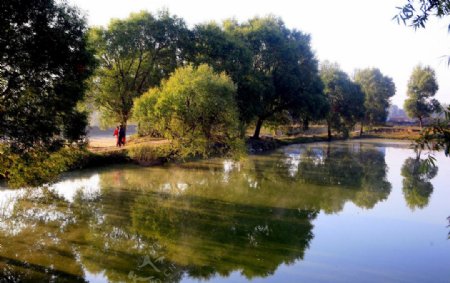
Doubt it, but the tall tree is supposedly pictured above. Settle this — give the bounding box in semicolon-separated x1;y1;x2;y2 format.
354;68;396;131
0;0;94;151
87;10;191;132
225;17;325;139
320;62;365;140
189;22;253;130
404;65;441;128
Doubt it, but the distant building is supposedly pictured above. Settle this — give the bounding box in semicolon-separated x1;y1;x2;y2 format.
387;105;414;124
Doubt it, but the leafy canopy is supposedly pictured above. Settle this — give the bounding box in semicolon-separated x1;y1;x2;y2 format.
223;16;326;138
133;64;243;158
320;61;365;139
87;10;191;128
404;65;440;126
189;22;253;126
354;68;396;126
0;0;94;151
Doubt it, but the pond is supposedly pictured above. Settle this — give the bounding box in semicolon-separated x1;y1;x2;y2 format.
0;140;449;282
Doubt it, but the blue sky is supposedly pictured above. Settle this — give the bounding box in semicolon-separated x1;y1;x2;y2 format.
70;0;450;107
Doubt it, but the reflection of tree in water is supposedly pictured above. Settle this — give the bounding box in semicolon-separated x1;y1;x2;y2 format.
401;157;438;210
0;168;317;282
0;143;393;282
70;187;184;283
0;188;87;282
132;193;317;279
0;184;184;282
281;143;392;212
447;216;450;240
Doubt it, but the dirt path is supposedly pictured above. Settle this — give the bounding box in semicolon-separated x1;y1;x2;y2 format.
88;136;169;153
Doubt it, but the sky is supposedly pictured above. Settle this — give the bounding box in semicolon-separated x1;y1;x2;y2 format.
69;0;450;107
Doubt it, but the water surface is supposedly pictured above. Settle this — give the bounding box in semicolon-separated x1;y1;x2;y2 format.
0;140;449;282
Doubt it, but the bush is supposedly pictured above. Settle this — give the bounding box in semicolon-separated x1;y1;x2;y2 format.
133;64;244;158
0;146;91;188
127;144;174;165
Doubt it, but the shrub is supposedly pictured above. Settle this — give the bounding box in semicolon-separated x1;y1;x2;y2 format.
127;144;174;165
0;146;91;188
133;64;244;158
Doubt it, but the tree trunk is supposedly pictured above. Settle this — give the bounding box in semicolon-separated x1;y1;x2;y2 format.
360;121;364;137
302;119;309;131
120;116;128;146
121;111;129;134
419;117;423;129
327;120;332;141
253;118;264;139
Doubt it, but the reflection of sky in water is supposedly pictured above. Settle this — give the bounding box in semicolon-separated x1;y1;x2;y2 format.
0;174;100;235
223;159;240;183
284;147;302;177
0;188;27;235
159;182;189;195
84;270;108;283
0;188;26;219
1;140;450;282
49;174;101;202
283;146;325;177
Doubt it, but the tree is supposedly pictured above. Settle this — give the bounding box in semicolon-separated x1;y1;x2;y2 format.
189;22;253;132
320;62;365;140
225;16;325;139
394;1;450;158
415;105;450;156
404;65;441;128
133;64;243;158
87;10;191;133
354;68;396;131
0;0;94;152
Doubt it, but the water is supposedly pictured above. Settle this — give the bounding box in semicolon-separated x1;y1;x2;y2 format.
0;140;449;282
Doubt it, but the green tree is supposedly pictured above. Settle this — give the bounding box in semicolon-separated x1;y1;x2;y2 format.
415;105;450;156
0;0;94;151
87;10;191;132
354;68;396;131
189;22;253;132
225;17;325;138
404;65;441;128
394;1;450;158
320;62;365;140
133;64;243;158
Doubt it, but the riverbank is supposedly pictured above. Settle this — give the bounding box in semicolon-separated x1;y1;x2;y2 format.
85;125;420;167
0;126;420;188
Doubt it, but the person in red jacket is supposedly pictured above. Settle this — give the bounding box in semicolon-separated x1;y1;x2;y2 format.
113;126;119;147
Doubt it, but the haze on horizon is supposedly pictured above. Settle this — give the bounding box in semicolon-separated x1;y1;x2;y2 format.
70;0;450;107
